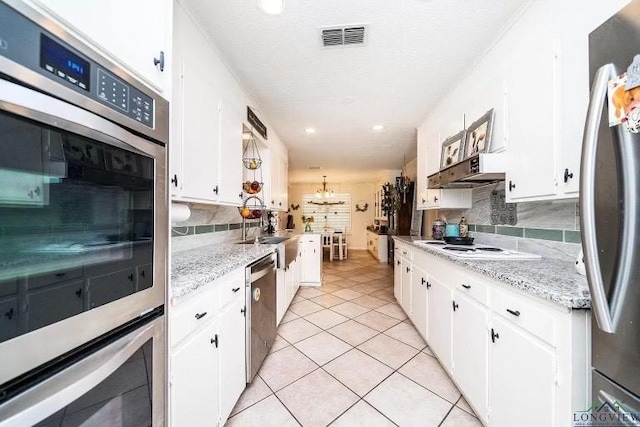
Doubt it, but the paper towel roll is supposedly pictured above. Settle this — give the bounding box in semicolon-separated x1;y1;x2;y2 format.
171;203;191;224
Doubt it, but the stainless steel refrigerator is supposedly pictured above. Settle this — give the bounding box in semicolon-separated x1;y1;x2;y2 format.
581;0;640;415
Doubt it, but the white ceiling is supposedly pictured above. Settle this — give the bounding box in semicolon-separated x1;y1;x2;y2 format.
181;0;530;184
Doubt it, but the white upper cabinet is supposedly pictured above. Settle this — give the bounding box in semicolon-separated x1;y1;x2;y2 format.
170;3;243;206
416;0;632;203
266;152;288;212
28;0;171;95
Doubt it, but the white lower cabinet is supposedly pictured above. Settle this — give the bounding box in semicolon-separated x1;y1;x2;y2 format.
427;276;453;371
410;265;428;340
452;292;489;423
489;315;555;427
170;267;247;427
300;235;321;285
218;295;247;423
171;320;220;427
394;238;588;426
277;245;302;326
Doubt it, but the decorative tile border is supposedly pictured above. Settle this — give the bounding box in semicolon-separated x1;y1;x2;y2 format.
470;224;581;244
171;221;260;238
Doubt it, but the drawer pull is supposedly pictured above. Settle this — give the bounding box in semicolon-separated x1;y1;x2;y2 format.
4;308;14;320
75;288;82;298
461;284;471;289
55;273;66;277
426;281;431;289
406;266;410;273
506;309;521;317
128;273;134;281
452;301;459;311
421;277;426;285
232;287;241;293
211;334;218;348
195;312;208;320
491;328;500;343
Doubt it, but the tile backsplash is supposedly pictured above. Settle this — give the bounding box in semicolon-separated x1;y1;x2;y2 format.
171;204;262;253
438;183;581;261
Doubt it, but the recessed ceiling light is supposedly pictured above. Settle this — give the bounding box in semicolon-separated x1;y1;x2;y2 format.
308;166;322;170
305;128;316;134
372;125;385;131
259;0;284;15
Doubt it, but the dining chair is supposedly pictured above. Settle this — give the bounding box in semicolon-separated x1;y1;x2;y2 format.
332;232;347;260
321;233;334;262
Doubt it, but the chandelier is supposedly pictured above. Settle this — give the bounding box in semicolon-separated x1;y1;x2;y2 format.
309;176;344;205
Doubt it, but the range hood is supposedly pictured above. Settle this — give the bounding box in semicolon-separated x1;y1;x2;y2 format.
428;153;505;188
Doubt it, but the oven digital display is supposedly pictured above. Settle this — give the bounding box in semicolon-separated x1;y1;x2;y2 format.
40;34;90;91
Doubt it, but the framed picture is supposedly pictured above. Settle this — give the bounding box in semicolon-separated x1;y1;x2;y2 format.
463;109;494;159
440;130;466;169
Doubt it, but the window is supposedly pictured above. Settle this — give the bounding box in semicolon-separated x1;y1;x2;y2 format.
301;193;351;233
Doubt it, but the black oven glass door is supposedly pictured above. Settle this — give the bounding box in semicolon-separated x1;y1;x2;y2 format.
0;109;154;344
0;314;165;427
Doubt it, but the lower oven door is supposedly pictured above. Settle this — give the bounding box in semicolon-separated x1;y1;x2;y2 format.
0;313;165;427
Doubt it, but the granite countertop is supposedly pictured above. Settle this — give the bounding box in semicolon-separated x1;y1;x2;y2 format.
393;236;590;309
171;243;275;301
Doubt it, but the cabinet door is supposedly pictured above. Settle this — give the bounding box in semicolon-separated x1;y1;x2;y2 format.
219;296;246;424
26;280;84;332
88;268;135;309
0;298;19;342
427;276;452;371
180;61;221;201
276;269;286;326
285;265;294;307
452;293;489;423
400;260;412;315
218;101;243;206
505;1;557;201
410;266;428;341
416;127;429;210
489;315;555;427
301;237;321;283
278;157;288;211
171;322;220;427
393;256;402;302
30;0;170;93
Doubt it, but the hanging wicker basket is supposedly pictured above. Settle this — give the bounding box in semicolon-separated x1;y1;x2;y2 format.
238;195;266;220
242;133;262;170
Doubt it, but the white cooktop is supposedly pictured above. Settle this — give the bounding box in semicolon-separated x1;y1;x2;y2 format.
413;240;542;261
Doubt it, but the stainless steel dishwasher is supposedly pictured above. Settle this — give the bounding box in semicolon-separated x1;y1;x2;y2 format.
246;253;277;382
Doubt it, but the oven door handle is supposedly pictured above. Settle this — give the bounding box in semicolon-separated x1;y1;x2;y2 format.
0;318;159;427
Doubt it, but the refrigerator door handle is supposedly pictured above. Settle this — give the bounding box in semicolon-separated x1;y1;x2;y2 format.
580;63;616;333
0;319;157;427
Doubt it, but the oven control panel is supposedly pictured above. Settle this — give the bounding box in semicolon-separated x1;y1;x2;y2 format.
0;2;157;131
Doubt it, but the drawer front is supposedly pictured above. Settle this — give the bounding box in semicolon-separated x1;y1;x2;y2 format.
171;285;218;347
28;267;84;290
491;288;556;345
397;244;413;261
218;268;245;309
455;273;489;306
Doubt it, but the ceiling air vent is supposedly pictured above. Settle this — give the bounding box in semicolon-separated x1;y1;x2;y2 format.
321;25;366;47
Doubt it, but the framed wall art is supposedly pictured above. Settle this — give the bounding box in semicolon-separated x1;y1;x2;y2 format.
440;130;466;169
463;108;494;159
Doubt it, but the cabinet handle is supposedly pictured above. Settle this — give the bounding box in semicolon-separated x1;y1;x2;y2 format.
241;307;246;316
171;174;178;187
239;193;243;199
563;168;574;183
434;196;438;202
140;270;146;278
279;202;282;206
55;272;66;277
508;180;516;191
213;185;219;195
426;281;431;289
5;307;14;320
153;50;165;72
452;301;459;311
461;284;471;289
232;287;240;293
128;273;134;281
421;277;426;285
75;288;82;298
396;260;401;266
491;328;500;343
195;312;208;320
406;266;410;273
211;334;218;348
422;198;426;204
506;308;521;317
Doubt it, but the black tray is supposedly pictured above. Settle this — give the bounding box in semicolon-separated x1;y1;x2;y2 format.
444;236;474;245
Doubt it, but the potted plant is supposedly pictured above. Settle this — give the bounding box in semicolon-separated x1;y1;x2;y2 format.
301;215;314;232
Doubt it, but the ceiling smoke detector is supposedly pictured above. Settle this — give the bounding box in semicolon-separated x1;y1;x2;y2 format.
320;25;367;48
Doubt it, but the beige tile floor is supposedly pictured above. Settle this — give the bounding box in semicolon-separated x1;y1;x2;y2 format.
226;250;483;427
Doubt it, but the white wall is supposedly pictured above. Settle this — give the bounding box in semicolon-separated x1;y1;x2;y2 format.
288;183;375;250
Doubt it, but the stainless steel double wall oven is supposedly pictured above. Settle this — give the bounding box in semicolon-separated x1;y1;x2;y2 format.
0;1;168;425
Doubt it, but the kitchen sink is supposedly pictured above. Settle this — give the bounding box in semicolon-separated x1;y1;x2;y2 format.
236;235;298;269
236;236;290;245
